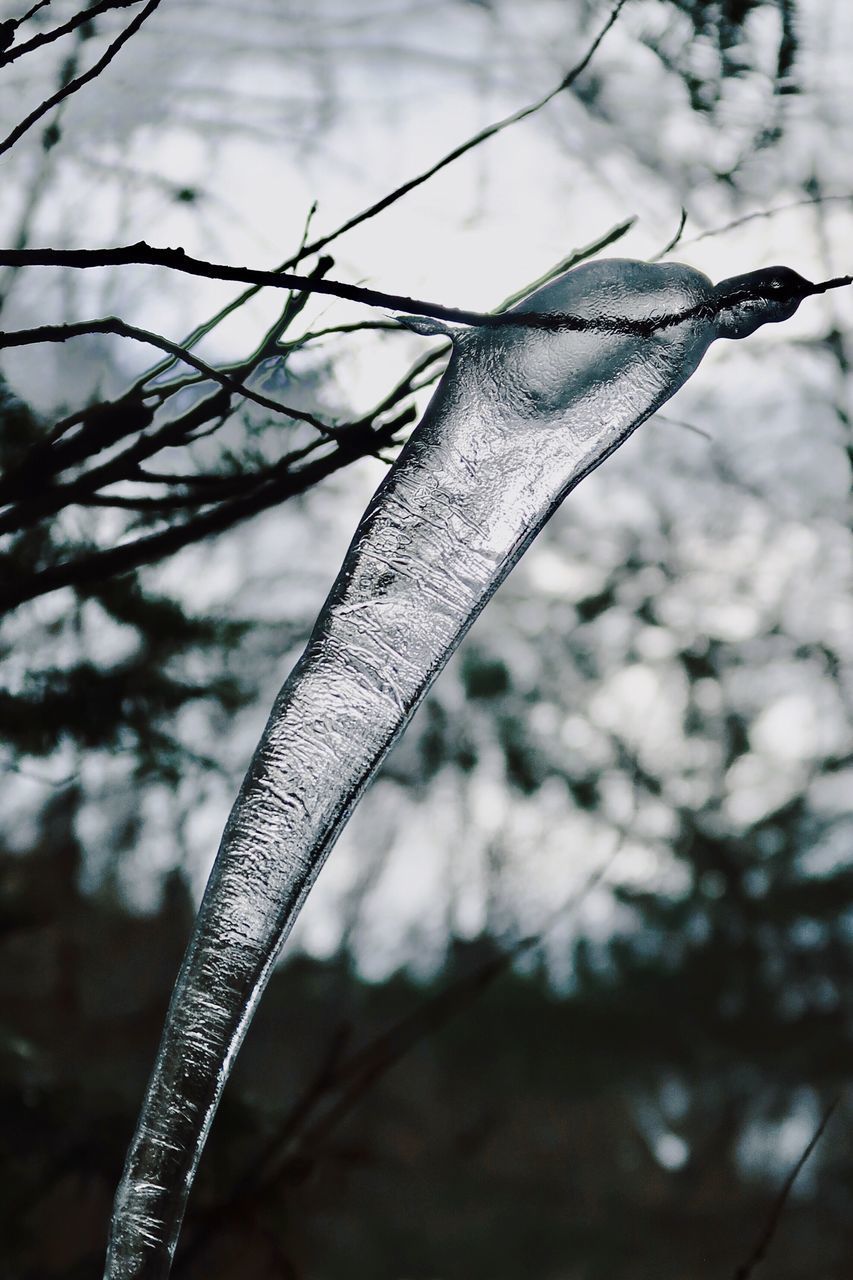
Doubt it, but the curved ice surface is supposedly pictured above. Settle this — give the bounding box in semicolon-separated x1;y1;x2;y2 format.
103;257;812;1277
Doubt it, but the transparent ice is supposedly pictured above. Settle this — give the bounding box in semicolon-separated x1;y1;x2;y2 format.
103;257;823;1277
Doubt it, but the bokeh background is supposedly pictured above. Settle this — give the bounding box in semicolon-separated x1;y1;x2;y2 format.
1;1;852;1276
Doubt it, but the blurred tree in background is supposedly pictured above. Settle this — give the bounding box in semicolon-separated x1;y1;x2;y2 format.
1;0;851;1276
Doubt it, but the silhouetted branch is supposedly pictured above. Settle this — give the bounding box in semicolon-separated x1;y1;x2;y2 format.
732;1098;838;1280
0;387;234;534
0;406;416;614
154;0;630;365
11;237;851;340
21;1;53;24
669;194;853;255
0;317;335;432
655;207;688;260
3;239;829;336
290;319;403;344
284;0;630;268
0;239;541;328
0;0;140;67
0;0;163;158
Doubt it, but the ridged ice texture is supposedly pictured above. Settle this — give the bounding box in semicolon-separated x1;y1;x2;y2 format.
104;257;732;1277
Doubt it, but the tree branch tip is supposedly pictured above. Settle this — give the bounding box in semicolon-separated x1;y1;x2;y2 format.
811;273;852;294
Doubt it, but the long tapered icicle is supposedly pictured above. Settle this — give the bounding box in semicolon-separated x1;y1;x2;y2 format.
104;257;846;1278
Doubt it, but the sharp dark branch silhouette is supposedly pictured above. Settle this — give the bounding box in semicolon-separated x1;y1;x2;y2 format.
0;318;336;432
0;243;848;336
0;0;141;68
0;0;164;158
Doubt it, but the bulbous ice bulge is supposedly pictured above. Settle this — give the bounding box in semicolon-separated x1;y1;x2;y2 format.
711;265;817;339
103;256;813;1278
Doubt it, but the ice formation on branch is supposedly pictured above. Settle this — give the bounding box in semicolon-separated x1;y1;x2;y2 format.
104;257;847;1278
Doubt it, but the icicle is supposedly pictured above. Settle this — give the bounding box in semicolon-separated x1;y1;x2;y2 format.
104;257;842;1277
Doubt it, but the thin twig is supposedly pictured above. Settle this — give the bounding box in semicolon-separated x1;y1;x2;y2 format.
655;413;712;442
0;409;415;613
0;317;335;432
654;207;688;260
21;1;54;23
0;0;140;68
77;490;227;511
0;0;163;158
127;0;631;370
291;319;404;344
732;1097;839;1280
135;251;336;401
676;194;853;252
285;0;631;268
494;217;636;311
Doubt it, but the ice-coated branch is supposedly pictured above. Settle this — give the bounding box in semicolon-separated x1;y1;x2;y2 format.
103;258;848;1278
1;243;847;338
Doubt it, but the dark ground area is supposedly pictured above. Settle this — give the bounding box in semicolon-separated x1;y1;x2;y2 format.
2;801;850;1280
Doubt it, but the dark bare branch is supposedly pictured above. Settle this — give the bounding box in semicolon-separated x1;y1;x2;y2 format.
654;207;688;261
0;0;140;68
0;317;335;432
152;0;630;365
0;387;233;534
0;0;164;158
284;0;631;268
732;1098;838;1280
4;242;848;337
0;408;416;614
675;194;853;253
0;240;516;327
